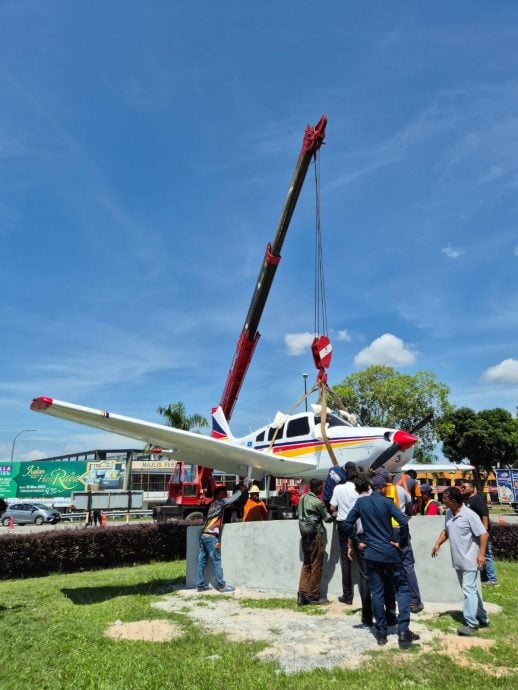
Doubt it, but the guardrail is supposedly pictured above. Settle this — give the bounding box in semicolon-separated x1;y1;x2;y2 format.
60;510;153;522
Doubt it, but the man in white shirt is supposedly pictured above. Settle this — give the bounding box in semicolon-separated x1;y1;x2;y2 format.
330;465;361;607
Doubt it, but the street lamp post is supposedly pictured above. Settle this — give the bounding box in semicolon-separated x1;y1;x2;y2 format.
10;429;37;462
302;373;308;411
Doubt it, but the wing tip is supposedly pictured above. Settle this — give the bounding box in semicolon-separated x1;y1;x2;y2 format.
30;396;54;412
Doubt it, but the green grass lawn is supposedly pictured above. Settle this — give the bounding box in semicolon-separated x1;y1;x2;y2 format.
0;561;516;690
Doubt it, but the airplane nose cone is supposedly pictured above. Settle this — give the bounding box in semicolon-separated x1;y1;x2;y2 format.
393;430;418;450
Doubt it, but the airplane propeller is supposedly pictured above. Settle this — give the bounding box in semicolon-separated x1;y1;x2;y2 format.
369;413;433;472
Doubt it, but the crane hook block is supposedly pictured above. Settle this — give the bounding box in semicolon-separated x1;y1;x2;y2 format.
312;335;332;372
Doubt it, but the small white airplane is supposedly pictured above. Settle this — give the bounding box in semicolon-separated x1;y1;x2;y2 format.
30;396;418;479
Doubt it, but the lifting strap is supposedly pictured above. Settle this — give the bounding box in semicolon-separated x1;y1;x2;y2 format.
318;384;339;467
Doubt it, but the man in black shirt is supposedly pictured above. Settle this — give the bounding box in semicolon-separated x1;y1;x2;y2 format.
461;481;498;586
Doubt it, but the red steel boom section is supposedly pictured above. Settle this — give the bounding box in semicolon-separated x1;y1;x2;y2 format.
218;115;327;421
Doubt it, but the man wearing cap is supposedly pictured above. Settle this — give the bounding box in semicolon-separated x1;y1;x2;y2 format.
344;474;420;649
242;485;269;522
377;468;424;614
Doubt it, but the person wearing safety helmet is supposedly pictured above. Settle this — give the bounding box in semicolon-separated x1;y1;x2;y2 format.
243;485;269;522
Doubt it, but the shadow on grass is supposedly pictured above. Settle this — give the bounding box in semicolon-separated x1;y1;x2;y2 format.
0;604;26;615
437;609;464;623
62;577;183;605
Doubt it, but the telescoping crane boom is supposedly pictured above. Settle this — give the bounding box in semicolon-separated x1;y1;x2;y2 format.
219;115;327;421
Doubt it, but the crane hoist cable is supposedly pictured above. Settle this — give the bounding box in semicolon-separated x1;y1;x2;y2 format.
304;150;338;466
314;149;328;343
311;150;332;387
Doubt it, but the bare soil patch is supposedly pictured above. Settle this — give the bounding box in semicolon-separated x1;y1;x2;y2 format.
425;635;512;678
106;618;182;642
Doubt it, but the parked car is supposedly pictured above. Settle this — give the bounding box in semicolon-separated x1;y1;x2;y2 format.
1;502;61;526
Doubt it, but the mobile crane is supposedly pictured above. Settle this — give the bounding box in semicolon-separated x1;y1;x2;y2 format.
219;115;327;420
160;116;327;521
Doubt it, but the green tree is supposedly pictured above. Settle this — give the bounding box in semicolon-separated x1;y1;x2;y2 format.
157;401;208;432
438;406;518;488
332;365;452;461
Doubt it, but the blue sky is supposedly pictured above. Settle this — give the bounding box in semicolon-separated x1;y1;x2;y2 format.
1;1;517;461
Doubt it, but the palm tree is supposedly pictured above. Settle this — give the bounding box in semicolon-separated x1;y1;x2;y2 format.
157;401;208;432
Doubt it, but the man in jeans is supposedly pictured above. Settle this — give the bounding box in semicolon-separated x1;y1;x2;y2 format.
431;487;489;636
196;482;248;593
297;477;331;605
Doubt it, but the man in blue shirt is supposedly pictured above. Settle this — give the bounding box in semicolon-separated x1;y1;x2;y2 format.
344;475;420;649
322;461;356;509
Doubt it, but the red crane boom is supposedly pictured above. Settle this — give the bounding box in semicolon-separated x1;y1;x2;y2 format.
219;115;327;421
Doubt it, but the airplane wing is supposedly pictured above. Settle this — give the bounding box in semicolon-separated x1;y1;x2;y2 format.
30;397;316;479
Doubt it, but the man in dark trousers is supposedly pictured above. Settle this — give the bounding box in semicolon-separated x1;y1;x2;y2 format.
297;477;331;605
344;475;420;649
330;464;359;605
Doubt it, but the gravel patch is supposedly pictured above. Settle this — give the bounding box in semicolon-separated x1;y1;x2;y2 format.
153;588;438;674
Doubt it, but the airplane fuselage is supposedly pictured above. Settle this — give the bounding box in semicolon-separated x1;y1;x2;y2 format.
232;410;415;478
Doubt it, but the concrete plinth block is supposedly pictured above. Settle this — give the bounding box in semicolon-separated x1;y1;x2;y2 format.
187;516;462;604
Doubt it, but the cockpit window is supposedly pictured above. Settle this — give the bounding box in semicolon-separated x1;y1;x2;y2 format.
314;413;353;428
255;430;265;442
286;416;310;437
268;425;284;441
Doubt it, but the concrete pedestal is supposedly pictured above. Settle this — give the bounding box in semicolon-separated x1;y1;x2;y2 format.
187;516;461;603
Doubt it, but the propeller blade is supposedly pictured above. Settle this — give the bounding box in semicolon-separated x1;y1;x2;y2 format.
368;415;430;473
409;413;433;435
369;442;401;472
369;425;421;472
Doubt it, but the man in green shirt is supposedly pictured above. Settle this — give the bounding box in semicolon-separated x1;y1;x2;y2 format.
297;478;331;605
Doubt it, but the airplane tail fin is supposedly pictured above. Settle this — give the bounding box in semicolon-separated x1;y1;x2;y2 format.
211;406;234;440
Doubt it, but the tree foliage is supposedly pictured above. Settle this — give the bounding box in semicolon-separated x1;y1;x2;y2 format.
157;401;208;432
438;406;518;481
332;365;452;461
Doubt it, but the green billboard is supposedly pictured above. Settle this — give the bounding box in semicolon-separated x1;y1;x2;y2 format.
0;460;125;500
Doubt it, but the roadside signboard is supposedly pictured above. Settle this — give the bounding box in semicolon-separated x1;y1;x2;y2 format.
0;459;125;500
495;469;518;504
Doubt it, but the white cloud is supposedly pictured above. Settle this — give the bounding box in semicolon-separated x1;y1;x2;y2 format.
24;450;48;461
483;358;518;385
354;333;417;367
284;332;314;356
441;243;464;259
336;329;352;342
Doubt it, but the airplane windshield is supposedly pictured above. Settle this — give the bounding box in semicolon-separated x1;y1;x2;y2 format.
314;413;354;428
